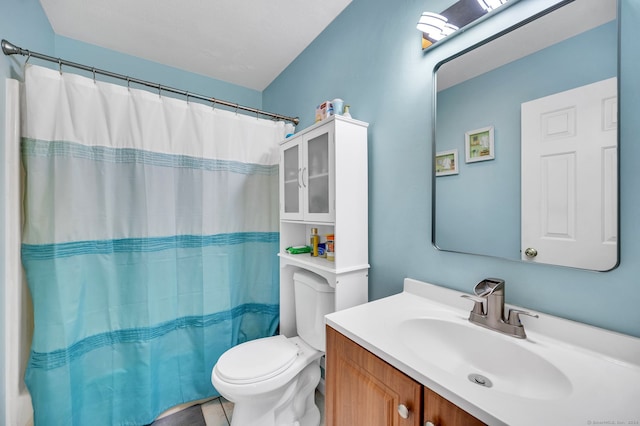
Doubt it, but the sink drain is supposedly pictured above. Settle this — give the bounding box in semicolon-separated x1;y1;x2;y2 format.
468;373;493;388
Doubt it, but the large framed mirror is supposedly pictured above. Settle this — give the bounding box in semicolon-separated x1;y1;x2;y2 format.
433;0;619;271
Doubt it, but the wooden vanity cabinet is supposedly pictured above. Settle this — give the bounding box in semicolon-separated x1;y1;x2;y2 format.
326;325;422;426
424;387;485;426
326;326;485;426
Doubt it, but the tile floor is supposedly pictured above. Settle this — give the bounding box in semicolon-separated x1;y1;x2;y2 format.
151;390;325;426
200;397;234;426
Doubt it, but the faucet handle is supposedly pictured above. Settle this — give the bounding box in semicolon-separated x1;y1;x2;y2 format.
461;294;485;315
474;278;505;297
507;309;539;326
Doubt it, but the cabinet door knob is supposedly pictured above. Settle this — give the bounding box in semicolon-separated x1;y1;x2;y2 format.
425;422;436;426
398;403;409;419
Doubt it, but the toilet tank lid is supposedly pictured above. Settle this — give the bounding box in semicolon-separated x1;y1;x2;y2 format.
214;335;298;384
293;270;334;292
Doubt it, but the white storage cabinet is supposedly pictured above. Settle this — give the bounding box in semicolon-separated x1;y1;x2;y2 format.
278;115;369;337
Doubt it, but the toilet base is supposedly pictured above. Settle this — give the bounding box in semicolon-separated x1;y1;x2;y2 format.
230;361;321;426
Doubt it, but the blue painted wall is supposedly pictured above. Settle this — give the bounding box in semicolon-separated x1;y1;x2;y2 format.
435;21;617;259
264;0;640;338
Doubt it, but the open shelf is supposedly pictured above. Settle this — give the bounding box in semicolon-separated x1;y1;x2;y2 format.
278;252;370;275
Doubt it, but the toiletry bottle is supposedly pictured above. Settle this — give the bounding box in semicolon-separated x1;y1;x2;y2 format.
343;105;351;118
310;228;319;257
326;234;335;261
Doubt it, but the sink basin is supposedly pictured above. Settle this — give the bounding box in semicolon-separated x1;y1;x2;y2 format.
399;317;573;400
326;279;640;425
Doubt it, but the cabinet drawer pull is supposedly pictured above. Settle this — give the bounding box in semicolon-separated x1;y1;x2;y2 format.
398;403;409;419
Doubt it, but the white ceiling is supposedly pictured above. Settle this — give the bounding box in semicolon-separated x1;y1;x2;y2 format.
39;0;352;91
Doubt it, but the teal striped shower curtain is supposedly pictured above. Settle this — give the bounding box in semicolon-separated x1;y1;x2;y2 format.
20;65;287;425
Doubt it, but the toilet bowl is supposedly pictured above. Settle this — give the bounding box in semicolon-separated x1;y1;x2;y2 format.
211;270;334;426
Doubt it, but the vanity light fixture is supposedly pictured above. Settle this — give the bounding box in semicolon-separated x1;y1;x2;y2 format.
416;12;459;42
439;23;459;40
419;0;511;50
477;0;508;12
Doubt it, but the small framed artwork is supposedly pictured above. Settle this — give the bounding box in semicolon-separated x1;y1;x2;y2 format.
465;126;495;163
435;149;459;176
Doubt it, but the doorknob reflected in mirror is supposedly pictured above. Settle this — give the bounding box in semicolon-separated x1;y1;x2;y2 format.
524;247;538;258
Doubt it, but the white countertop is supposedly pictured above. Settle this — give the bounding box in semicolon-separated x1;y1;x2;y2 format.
325;278;640;426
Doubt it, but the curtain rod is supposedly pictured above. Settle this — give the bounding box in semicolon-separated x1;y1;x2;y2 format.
1;39;300;125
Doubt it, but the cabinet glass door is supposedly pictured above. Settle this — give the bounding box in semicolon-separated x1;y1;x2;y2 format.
282;143;301;216
306;132;330;215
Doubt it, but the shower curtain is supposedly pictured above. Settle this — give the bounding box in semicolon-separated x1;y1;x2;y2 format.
20;64;288;425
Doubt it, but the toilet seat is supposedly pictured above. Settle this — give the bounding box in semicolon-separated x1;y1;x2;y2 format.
215;335;299;385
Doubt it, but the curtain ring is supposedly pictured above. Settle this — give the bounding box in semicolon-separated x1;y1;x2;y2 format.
256;110;259;120
58;58;62;75
235;103;239;115
92;67;96;83
126;77;131;91
158;84;162;98
25;51;31;65
185;92;190;104
211;98;216;110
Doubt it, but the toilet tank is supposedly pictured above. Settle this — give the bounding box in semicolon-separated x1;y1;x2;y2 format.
293;270;335;352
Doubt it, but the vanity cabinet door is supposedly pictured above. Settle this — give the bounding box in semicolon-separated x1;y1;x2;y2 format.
326;326;422;426
423;387;485;426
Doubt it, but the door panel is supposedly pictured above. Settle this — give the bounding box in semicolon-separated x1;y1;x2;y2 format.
305;128;334;221
282;143;301;217
521;77;617;270
326;327;421;426
424;387;485;426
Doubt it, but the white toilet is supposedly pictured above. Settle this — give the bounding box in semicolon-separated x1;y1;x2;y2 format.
211;270;335;426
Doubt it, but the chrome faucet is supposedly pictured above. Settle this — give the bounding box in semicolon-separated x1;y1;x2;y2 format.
461;278;538;339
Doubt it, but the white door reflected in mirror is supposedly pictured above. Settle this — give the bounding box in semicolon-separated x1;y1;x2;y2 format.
521;78;618;270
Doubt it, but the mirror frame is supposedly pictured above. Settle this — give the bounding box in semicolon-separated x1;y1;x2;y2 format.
430;0;621;271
